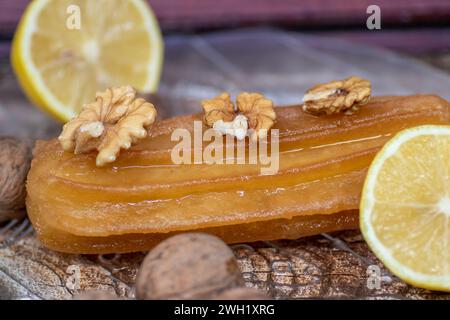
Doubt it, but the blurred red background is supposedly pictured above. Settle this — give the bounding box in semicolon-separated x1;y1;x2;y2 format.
1;0;449;55
0;0;449;33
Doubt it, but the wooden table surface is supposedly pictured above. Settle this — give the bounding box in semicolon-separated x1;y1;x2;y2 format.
0;29;449;300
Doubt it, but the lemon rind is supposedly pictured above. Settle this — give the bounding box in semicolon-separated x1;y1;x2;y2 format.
11;0;163;122
360;125;450;292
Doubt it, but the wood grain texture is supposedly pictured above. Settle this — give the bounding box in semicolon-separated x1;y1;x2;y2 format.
1;231;449;299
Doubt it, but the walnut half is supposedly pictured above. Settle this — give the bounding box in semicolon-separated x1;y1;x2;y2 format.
237;92;276;141
58;86;157;166
202;92;276;141
202;92;235;127
302;76;371;115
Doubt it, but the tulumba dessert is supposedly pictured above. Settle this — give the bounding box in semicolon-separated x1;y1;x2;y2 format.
26;84;450;253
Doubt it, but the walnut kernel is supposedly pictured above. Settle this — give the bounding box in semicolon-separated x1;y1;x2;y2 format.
202;92;276;141
58;86;157;166
202;92;235;127
303;76;371;115
237;92;276;141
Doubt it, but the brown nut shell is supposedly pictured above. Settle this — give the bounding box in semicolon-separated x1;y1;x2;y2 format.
72;290;122;300
0;137;31;221
212;287;270;300
136;233;244;299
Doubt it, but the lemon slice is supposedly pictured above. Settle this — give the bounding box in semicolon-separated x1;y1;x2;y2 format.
361;125;450;291
11;0;163;122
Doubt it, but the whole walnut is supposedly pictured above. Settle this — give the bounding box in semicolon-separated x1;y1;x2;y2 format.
213;287;270;300
136;233;244;299
72;290;122;300
0;137;31;222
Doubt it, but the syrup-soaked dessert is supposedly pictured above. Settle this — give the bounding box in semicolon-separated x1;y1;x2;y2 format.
26;90;450;253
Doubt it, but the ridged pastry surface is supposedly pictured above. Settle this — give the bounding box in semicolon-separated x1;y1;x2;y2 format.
26;95;450;253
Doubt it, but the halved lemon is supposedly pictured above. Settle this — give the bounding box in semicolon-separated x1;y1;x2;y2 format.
361;125;450;291
11;0;163;122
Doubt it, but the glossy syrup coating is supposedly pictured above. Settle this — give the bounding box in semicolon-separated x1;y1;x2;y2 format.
26;95;450;253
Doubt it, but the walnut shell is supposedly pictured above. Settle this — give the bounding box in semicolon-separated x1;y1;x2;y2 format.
213;287;270;300
135;233;244;299
72;290;122;300
0;137;31;222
